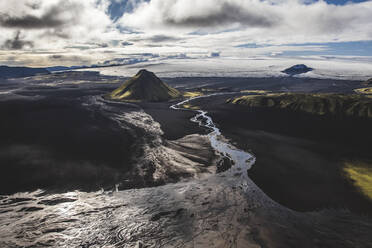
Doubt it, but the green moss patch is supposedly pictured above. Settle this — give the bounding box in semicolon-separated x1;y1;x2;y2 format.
227;93;372;119
108;69;181;102
344;162;372;201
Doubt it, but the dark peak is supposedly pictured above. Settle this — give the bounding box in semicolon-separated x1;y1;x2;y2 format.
136;69;155;78
0;65;50;79
109;68;180;102
286;64;312;70
292;64;308;68
282;64;313;76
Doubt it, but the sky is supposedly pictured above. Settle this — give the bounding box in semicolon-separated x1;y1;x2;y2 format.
0;0;372;68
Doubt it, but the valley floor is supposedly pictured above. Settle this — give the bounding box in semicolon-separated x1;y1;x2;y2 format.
2;165;372;248
180;94;372;216
1;73;372;247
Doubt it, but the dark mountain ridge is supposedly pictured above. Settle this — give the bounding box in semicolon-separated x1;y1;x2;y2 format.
363;78;372;86
0;65;50;79
282;64;313;76
228;93;372;119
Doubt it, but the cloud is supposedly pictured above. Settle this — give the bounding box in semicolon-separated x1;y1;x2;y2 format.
2;31;33;50
164;53;189;59
49;54;63;60
121;0;279;30
121;0;372;42
0;0;372;67
148;34;180;42
163;1;276;28
0;1;82;29
100;57;148;66
121;41;134;46
40;29;70;39
0;0;117;58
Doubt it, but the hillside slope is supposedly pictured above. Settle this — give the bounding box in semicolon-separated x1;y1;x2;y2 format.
108;69;180;102
227;93;372;118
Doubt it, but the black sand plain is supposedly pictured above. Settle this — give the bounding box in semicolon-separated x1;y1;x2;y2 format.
1;72;371;218
163;77;372;216
1;72;372;248
197;94;372;215
0;72;138;194
0;72;211;194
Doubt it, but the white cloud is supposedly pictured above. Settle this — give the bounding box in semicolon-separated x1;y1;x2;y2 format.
120;0;372;43
0;0;116;49
0;0;372;68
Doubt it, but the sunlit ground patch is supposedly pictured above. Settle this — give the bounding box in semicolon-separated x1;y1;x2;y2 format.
240;90;270;94
344;161;372;201
181;104;200;110
354;87;372;95
182;91;204;98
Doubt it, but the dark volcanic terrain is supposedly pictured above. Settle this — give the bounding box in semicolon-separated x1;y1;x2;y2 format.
1;71;372;247
0;65;50;79
188;93;372;215
0;71;221;194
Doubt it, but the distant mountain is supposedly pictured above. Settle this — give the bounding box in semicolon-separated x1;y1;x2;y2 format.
46;65;89;72
0;65;50;79
46;66;71;72
282;64;313;76
108;69;181;102
363;78;372;86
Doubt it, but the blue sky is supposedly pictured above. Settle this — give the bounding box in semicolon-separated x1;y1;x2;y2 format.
280;41;372;56
0;0;372;67
237;40;372;56
323;0;368;4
